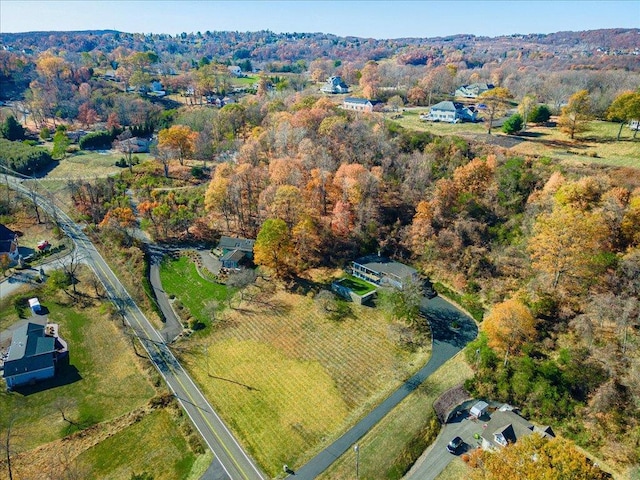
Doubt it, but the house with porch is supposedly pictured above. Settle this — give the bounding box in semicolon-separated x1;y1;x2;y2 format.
421;101;478;123
321;76;350;94
351;255;418;290
2;320;68;389
217;236;255;269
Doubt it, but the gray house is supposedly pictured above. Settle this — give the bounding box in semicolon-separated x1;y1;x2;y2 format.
351;255;418;290
421;101;477;123
0;224;19;261
2;321;68;389
218;236;255;269
455;82;495;98
480;409;554;450
321;76;350;94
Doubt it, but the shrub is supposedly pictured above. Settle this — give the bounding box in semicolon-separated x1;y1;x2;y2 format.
502;114;523;135
40;126;51;140
528;104;551;124
1;115;25;141
0;138;53;174
79;130;113;150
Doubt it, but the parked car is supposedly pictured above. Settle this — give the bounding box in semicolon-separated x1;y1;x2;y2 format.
446;436;464;454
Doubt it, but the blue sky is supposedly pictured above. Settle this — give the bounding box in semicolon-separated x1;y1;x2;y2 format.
1;1;638;38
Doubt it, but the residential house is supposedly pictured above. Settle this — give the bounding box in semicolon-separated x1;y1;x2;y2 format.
455;82;495;98
218;236;255;269
351;255;418;290
228;65;244;77
2;320;68;389
480;409;554;450
421;101;477;123
321;76;350;94
117;136;151;154
343;97;374;113
0;224;19;261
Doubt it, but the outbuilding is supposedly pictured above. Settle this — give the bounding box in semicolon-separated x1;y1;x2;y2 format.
28;298;42;315
470;400;489;418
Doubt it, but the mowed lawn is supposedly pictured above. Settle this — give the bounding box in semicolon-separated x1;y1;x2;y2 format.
391;111;640;169
175;278;431;477
43;150;152;180
159;255;230;328
340;275;376;295
0;300;156;450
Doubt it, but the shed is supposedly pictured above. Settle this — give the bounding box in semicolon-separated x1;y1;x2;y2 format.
471;400;489;418
28;298;42;315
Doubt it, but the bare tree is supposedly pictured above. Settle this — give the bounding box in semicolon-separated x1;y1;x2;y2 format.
226;268;257;308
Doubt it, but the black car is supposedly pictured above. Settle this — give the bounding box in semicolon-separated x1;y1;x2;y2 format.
446;436;464;454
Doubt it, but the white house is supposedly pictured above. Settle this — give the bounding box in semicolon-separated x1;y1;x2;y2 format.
228;65;244;77
421;101;478;123
321;76;350;94
455;83;495;98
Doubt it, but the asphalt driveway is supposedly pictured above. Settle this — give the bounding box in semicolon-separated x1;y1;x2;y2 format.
405;406;484;480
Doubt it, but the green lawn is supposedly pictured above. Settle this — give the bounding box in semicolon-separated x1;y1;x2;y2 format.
159;256;231;328
339;275;377;295
231;75;258;86
0;298;156;450
76;409;198;480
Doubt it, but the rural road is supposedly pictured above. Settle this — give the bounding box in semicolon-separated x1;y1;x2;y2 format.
290;295;478;479
5;173;266;480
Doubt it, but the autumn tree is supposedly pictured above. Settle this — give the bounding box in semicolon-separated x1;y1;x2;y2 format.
517;94;536;130
475;434;610;480
253;218;294;278
482;297;536;366
607;90;640;140
558;89;593;140
478;87;513;134
528;204;609;291
158;125;197;165
359;61;381;100
378;276;424;326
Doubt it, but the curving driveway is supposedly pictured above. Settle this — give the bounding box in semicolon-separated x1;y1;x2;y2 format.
290;295;478;479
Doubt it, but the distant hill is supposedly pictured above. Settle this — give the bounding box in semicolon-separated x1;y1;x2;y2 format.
1;28;638;71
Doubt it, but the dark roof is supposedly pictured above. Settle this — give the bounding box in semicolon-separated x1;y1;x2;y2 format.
353;255;417;279
480;410;534;447
0;224;16;242
218;236;255;253
3;322;55;378
344;97;372;105
220;249;246;263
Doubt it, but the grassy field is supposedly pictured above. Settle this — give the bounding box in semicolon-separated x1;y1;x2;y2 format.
318;353;473;480
434;458;472;480
0;283;209;479
41;150;152;180
391;111;640;169
75;409;198;480
159;255;230;328
173;273;431;478
0;297;156;447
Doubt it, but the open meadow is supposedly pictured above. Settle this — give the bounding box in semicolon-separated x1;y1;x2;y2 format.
163;260;431;477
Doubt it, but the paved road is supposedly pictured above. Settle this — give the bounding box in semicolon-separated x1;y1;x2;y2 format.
6;175;265;480
290;296;478;479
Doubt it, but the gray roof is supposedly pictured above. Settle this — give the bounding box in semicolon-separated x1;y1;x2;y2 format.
430;101;468;112
220;249;246;263
353;255;417;279
3;322;55;378
344;97;372;105
218;236;255;253
480;410;535;447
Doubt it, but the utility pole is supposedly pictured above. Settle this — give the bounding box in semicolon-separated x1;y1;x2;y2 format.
354;444;359;480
